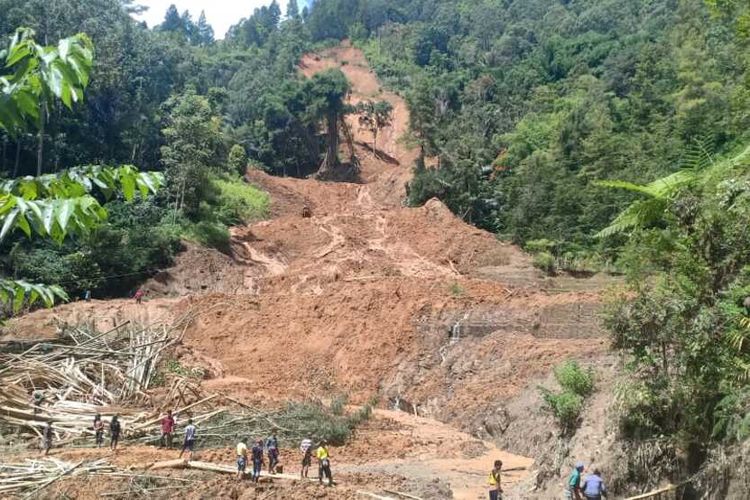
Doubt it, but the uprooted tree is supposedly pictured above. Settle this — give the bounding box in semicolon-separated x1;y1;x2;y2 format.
0;28;161;312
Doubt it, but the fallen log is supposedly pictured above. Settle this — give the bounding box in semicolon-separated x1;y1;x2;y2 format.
149;459;188;470
382;489;424;500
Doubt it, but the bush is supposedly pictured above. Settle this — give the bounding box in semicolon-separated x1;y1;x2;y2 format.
183;220;231;253
533;251;556;274
212;177;269;224
555;361;595;397
540;361;595;433
540;389;584;431
525;239;557;254
227;144;248;175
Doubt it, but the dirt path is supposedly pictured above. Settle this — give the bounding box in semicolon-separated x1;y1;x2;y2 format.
341;409;534;500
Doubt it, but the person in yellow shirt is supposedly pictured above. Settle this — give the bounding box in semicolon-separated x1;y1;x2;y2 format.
488;460;502;500
236;438;249;480
316;440;333;486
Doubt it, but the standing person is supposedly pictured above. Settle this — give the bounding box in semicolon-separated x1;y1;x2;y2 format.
251;439;264;483
582;469;608;500
160;410;175;449
93;414;104;448
83;289;91;302
179;419;197;460
316;440;333;486
42;421;53;456
236;438;249;481
300;436;313;479
109;415;121;452
134;288;145;304
564;462;585;500
266;433;279;474
488;460;503;500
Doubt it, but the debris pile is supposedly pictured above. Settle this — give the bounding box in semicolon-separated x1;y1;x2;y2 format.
0;458;114;497
0;321;177;440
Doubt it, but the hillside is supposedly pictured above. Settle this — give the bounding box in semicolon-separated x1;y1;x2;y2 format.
3;42;613;499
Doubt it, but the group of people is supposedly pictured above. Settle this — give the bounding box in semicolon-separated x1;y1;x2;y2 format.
564;462;608;500
234;434;333;486
486;460;607;500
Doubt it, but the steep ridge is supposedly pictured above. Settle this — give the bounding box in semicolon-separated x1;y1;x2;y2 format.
5;42;611;498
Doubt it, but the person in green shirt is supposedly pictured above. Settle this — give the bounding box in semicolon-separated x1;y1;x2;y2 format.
564;462;585;499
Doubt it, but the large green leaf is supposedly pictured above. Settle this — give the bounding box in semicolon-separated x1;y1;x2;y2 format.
0;279;68;312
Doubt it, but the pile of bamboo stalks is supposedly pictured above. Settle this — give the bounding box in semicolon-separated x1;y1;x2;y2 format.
0;321;178;440
0;458;114;497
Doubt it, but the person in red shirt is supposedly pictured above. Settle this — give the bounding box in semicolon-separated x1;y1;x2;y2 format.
134;288;145;304
160;410;175;449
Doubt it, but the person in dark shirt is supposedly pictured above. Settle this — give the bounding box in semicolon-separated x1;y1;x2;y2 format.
266;433;279;474
251;439;264;483
110;415;121;452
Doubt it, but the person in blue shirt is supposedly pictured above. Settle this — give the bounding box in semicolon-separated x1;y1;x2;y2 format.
581;469;607;500
251;439;264;483
564;462;585;499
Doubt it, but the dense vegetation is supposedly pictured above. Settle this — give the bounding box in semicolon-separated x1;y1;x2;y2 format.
0;0;336;301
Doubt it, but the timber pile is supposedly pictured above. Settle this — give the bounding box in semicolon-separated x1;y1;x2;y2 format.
0;458;194;497
0;458;113;497
0;322;178;440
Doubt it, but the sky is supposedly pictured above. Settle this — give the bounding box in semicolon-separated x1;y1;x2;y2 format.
133;1;277;39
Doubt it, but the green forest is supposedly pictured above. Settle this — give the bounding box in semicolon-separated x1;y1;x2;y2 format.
2;0;750;492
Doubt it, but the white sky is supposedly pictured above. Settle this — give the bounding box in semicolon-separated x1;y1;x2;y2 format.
133;1;276;39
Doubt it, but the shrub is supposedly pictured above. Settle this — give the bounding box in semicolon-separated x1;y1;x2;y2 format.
540;361;595;433
212;177;269;224
183;220;231;253
525;238;557;254
540;388;584;431
227;144;248;175
533;251;556;274
449;282;465;296
330;394;348;416
555;361;595;397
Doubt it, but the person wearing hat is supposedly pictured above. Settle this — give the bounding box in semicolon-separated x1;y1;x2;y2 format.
564;462;585;499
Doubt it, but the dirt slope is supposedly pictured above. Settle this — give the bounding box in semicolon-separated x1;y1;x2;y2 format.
4;41;612;499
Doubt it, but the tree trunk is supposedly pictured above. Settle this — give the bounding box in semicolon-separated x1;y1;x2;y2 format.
36;104;46;176
13;139;21;177
323;111;339;172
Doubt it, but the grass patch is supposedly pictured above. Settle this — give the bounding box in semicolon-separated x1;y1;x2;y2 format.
178;175;269;252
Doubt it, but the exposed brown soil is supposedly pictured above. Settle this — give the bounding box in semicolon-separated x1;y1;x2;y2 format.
3;41;614;499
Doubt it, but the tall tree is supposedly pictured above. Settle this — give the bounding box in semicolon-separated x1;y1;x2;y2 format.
161;4;182;32
303;69;351;175
286;0;300;20
160;88;225;216
196;10;214;45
